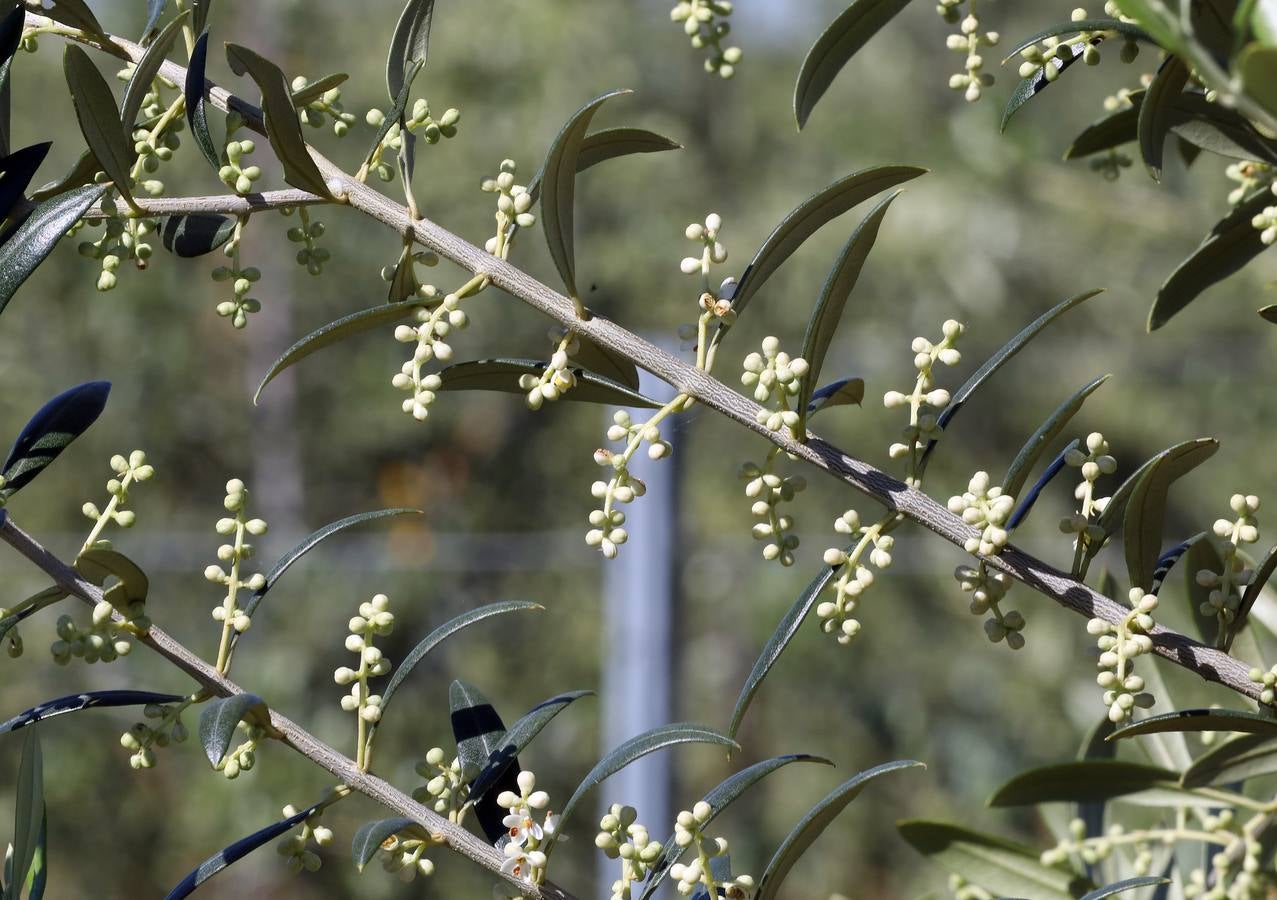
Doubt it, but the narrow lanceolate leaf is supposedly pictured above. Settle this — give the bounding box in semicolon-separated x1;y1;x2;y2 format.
1075;717;1117;844
1007;441;1077;531
198;694;268;766
290;73;349;107
920;289;1104;475
386;0;435;100
1229;541;1277;650
6;727;42;900
226;44;332;198
1081;877;1173;899
435;359;663;409
0;587;65;647
898;820;1094;900
63;45;136;207
1150;188;1275;330
191;0;213;35
25;808;46;900
38;0;104;36
1181;732;1277;787
727;562;842;741
807;376;865;415
0;690;183;735
28;150;96;202
526;128;683;206
550;724;740;850
0;3;28;159
538;89;632;302
1166;93;1277;163
0;143;53;225
793;0;914;129
1065;93;1143;159
570;335;641;390
757;761;924;900
184;32;220;171
1001;19;1153;60
377;601;543;718
254;302;424;403
121;9;189;130
142;0;168;44
1;381;110;500
1122;438;1220;591
352;818;426;871
469;690;595;800
639;755;834;900
1110;708;1277;739
449;680;521;843
1002;374;1109;500
796;191;901;432
159;214;236;257
1001;38;1094;133
1137;55;1190;180
988;761;1181;806
1151;531;1205;594
1181;533;1222;646
364;58;422;169
0;182;104;314
164;803;320;900
732;166;926;321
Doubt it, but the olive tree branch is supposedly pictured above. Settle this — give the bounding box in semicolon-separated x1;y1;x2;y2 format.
0;514;578;900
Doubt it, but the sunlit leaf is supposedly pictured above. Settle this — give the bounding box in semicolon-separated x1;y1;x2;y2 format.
386;0;435;101
435;359;662;408
807;376;865;415
198;694;268;766
1179;533;1221;646
5;727;42;900
290;72;348;107
1123;438;1220;590
142;0;168;44
364;58;422;169
0;381;110;500
63;45;136;207
1001;38;1094;133
159;213;236;258
793;0;914;129
1238;44;1277;118
569;334;642;390
74;547;148;602
1001;18;1153;60
1110;708;1277;739
0;181;103;313
28;150;97;203
527;128;682;206
38;0;104;36
0;3;27;159
469;690;594;800
121;9;189;130
0;690;182;735
351;817;426;871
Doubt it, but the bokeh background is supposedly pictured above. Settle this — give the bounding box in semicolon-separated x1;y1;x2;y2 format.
1;1;1277;897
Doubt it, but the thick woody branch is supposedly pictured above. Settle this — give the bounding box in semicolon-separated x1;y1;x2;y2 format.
0;515;577;900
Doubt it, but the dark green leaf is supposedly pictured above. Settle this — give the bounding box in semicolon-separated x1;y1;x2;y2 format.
39;0;104;36
1151;531;1206;593
184;31;220;171
1229;541;1277;650
1003;375;1108;500
470;690;595;799
364;58;422;170
807;376;865;415
989;761;1181;806
0;3;28;159
796;191;901;432
727;562;842;740
1110;708;1277;739
254;302;424;403
198;694;268;766
0;143;53;224
1081;877;1173;899
24;807;45;900
793;0;914;129
290;72;349;107
1239;43;1277;117
191;0;213;35
1123;438;1220;591
6;726;42;900
142;0;168;43
1001;38;1093;133
549;724;740;851
1065;94;1143;159
226;44;332;198
0;587;65;649
1138;55;1190;179
570;335;641;391
1075;717;1117;843
732;166;926;321
898;820;1093;900
1007;440;1078;531
1166;93;1277;163
526;127;683;208
121;9;189;131
63;45;136;207
0;690;182;735
757;760;924;900
352;818;426;871
0;182;104;313
538;89;632;301
449;680;520;843
164;802;320;899
1180;533;1222;646
1;381;109;500
159;213;236;257
435;359;663;409
921;289;1104;475
74;548;149;604
1149;188;1273;330
1181;732;1277;787
28;150;97;202
386;0;435;101
639;755;833;900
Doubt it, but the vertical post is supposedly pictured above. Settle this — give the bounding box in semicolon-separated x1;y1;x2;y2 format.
598;344;679;896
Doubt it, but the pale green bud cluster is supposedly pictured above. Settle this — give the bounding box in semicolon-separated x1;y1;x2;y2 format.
1183;839;1267;900
521;328;583;409
216;719;266;779
365;97;460;160
1088;588;1158;723
390;291;465;420
939;1;999;102
740;456;806;566
292;75;356;137
205;479;267;635
497;771;559;884
668;802;753;897
1041;818;1155;871
589;408;667;558
596;804;663;900
954;562;1024;649
335;593;394;723
481;159;535;256
277;804;334;873
219;138;262;195
282;207;331;276
210;228;262;329
119;701;189;770
131;116;183;187
77;196;155;292
51;597;145;665
1198;494;1260;629
81;450;155;548
378;830;437;882
818;509;897;644
884;320;962;475
947;471;1014;556
669;1;741;78
1252;192;1277;246
742;337;809;435
380;246;440;298
681;213;728;275
412;746;466;818
1061;432;1115;555
1016;7;1139;85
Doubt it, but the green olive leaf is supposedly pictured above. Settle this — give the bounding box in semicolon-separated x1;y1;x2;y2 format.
197;694;268;766
1109;708;1277;739
449;680;521;843
1;381;110;500
1000;37;1094;132
0;143;52;225
1065;92;1143;159
184;31;221;171
1001;18;1153;61
38;0;104;36
1122;438;1220;591
1239;43;1277;117
1179;533;1222;646
63;45;137;207
807;376;866;416
290;72;348;107
351;818;427;871
1181;732;1277;787
1137;55;1190;180
0;3;28;159
0;182;105;314
469;690;595;800
526;127;682;207
1229;541;1277;650
0;690;183;735
1081;877;1173;899
1007;440;1078;532
1002;374;1109;500
159;213;236;258
4;726;42;900
121;9;190;131
988;761;1181;806
74;548;148;603
793;0;914;130
386;0;435;101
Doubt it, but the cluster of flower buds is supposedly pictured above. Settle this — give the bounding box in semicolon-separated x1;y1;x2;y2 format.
219;138;262;195
380;245;441;300
669;2;741;77
210;230;263;329
363;99;460;181
1017;6;1140;83
81;450;155;548
954;562;1024;648
497;771;560;884
596;804;664;900
412;747;467;818
51;594;147;666
681;213;729;276
668;801;753;897
335;593;395;724
282;207;330;276
588;409;667;557
390;289;467;422
1060;432;1116;549
741;456;806;567
277;804;334;874
1088;588;1158;723
521;329;584;409
293;75;356;136
481;159;535;255
948;472;1014;556
1040;818;1156;871
378;829;437;882
883;320;962;476
205;479;268;636
1197;494;1261;629
742;337;809;436
77;197;154;292
817;509;892;645
118;700;188;770
215;718;266;779
938;0;999;101
1254;199;1277;247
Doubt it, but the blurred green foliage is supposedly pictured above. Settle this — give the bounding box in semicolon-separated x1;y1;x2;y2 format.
0;1;1275;898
